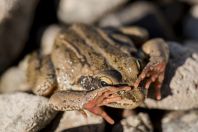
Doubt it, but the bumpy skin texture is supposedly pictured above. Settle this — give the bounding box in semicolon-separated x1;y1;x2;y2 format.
27;24;169;124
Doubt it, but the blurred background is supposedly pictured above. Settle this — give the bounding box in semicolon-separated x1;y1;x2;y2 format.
0;0;197;74
0;0;198;132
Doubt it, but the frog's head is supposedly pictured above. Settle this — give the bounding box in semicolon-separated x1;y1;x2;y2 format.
78;69;145;109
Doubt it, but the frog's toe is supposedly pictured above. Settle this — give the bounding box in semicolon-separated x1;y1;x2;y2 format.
145;71;164;100
99;95;122;106
134;61;166;100
83;100;115;124
83;86;131;124
154;72;165;100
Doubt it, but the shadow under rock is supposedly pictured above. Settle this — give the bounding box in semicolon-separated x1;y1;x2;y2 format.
61;124;104;132
41;112;64;132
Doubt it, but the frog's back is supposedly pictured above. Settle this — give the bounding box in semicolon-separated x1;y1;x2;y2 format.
71;24;140;84
51;24;141;91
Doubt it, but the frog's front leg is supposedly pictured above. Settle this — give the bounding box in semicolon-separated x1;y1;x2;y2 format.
27;53;57;96
134;38;169;100
49;86;130;124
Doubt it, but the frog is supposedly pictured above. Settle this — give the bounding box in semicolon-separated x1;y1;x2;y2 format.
26;24;169;124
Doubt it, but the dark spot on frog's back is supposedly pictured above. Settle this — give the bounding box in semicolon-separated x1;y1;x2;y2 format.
54;44;60;49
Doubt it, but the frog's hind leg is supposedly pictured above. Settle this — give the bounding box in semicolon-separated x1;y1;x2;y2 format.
83;86;131;124
27;52;57;96
49;86;130;124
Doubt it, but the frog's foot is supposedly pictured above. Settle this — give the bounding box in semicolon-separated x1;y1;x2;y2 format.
134;60;166;100
83;86;130;124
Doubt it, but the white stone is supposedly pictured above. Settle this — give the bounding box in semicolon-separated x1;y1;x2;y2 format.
58;0;127;24
41;25;61;55
121;112;153;132
143;42;198;110
162;110;198;132
0;92;57;132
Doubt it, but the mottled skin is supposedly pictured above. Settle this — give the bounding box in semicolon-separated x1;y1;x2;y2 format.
27;24;169;124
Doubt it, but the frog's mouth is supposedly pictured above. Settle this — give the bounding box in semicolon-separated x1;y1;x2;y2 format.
78;74;146;103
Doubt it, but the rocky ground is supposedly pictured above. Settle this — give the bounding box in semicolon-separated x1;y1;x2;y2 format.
0;0;198;132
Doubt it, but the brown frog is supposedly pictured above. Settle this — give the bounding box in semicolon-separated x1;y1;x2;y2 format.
27;24;169;124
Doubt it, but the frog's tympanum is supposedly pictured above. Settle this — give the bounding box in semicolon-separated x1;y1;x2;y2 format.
27;24;169;124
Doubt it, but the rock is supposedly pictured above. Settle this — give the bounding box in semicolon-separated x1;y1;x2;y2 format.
0;25;61;93
112;112;153;132
184;40;198;53
57;0;127;24
0;56;29;93
0;92;57;132
158;1;188;26
179;0;198;5
183;5;198;40
143;42;198;110
162;110;198;132
41;25;61;55
53;111;104;132
99;1;174;39
0;0;39;73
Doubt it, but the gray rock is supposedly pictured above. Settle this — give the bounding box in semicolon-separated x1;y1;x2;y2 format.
54;111;104;132
99;1;174;39
41;25;61;56
0;25;61;93
184;40;198;53
0;55;30;93
162;110;198;132
143;42;198;110
183;6;198;40
57;0;127;24
0;92;57;132
179;0;198;5
0;0;38;73
119;112;153;132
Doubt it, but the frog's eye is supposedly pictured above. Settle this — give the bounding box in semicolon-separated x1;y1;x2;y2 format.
99;76;113;86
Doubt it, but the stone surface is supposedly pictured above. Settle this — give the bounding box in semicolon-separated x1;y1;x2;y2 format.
159;1;187;26
143;42;198;110
57;0;127;24
54;111;104;132
0;25;61;93
183;5;198;40
184;40;198;53
0;0;39;73
179;0;198;5
0;92;57;132
118;112;153;132
99;1;174;39
41;25;61;55
162;110;198;132
0;56;29;93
